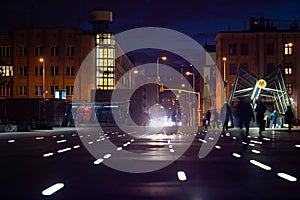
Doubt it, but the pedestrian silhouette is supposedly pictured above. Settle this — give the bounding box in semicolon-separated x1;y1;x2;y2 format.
270;110;278;128
255;100;266;137
285;105;294;132
212;108;219;128
237;97;255;138
221;101;233;134
205;109;211;129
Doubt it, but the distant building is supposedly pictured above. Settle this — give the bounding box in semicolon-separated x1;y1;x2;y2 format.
216;17;300;118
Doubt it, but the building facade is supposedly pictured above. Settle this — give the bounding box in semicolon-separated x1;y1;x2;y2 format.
216;17;300;118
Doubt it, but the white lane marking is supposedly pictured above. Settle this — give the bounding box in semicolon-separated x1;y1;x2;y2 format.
249;143;255;147
72;134;77;137
177;171;187;181
251;149;261;154
43;153;54;157
73;145;80;149
215;145;221;149
295;144;300;148
36;137;44;140
263;137;270;141
57;147;71;153
170;149;175;153
42;183;64;196
250;140;262;145
277;172;297;182
250;160;271;171
57;140;67;144
88;141;94;144
242;142;248;145
8;139;15;143
103;154;111;159
117;147;122;151
232;153;241;158
94;158;104;165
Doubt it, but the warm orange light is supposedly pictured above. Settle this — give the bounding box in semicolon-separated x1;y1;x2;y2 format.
39;58;44;62
161;56;167;61
186;71;193;76
133;70;138;74
222;57;227;61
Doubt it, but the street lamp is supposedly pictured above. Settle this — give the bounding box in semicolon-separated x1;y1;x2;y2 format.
156;56;167;103
185;71;195;91
39;58;46;120
222;57;227;102
130;69;138;89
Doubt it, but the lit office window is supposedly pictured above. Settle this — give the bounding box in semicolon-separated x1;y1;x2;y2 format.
284;43;293;55
96;33;115;90
284;67;292;75
0;66;13;76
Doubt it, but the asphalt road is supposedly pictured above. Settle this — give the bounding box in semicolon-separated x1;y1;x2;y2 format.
0;126;300;200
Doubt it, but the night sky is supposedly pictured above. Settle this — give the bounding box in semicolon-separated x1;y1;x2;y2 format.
2;0;300;45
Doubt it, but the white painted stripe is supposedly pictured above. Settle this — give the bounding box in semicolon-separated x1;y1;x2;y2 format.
208;137;214;140
169;145;173;148
295;144;300;148
277;172;297;182
170;149;175;153
249;143;255;147
36;137;44;140
232;153;241;158
242;142;247;145
103;154;111;159
93;158;104;165
43;153;54;157
57;147;71;153
73;145;80;149
57;140;67;144
177;171;187;181
53;135;57;138
96;139;101;142
117;147;122;151
250;160;271;170
88;141;94;144
251;149;261;154
71;134;77;137
232;136;237;140
8;139;15;143
263;137;270;141
131;139;134;142
250;140;262;145
42;183;64;196
60;135;64;137
215;145;221;149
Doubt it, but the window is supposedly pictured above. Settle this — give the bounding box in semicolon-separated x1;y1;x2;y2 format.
66;66;75;76
35;86;39;96
0;46;11;56
35;46;43;56
229;64;237;75
284;65;292;75
19;46;27;56
66;46;75;56
19;66;28;76
0;66;13;76
51;66;59;76
0;86;11;96
229;44;237;55
66;85;74;95
50;45;59;56
50;86;59;96
284;43;293;55
286;83;293;95
266;44;274;55
35;66;43;76
240;44;248;55
19;86;28;96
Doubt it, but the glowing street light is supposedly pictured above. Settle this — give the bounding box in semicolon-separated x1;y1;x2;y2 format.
156;56;167;103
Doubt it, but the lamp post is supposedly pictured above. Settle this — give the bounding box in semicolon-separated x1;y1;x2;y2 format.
156;56;167;103
186;71;195;125
130;69;138;89
39;58;46;120
222;57;227;102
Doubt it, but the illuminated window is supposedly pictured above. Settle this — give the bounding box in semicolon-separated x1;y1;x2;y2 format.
0;66;13;76
286;83;293;95
284;43;293;55
51;86;59;96
284;67;292;75
96;33;115;90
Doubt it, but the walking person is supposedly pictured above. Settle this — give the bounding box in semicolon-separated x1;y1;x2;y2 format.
255;100;266;137
237;97;255;139
285;105;294;132
205;109;211;129
212;108;219;129
221;101;232;134
270;110;278;128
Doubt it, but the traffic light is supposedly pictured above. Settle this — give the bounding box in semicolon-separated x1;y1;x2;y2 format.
224;80;228;88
